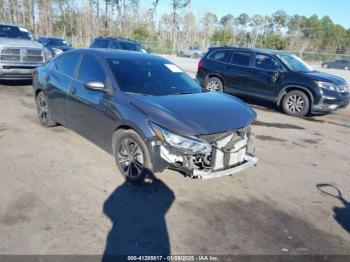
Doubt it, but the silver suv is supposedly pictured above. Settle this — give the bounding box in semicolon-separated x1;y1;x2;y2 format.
177;45;205;59
0;23;51;80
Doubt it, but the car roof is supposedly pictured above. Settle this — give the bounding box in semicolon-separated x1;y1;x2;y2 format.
209;46;288;55
39;36;64;40
94;36;140;44
65;48;165;61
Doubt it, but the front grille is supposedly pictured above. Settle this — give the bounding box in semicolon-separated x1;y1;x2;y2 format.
0;48;44;63
200;128;250;171
2;49;20;55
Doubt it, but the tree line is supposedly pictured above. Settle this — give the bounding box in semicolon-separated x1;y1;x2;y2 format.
0;0;349;55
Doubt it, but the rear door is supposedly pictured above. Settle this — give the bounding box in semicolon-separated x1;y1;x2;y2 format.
247;53;282;101
67;54;115;149
224;51;253;96
45;52;81;125
206;49;231;88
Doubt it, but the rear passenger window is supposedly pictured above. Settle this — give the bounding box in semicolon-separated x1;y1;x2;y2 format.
55;53;80;77
77;55;106;83
100;40;109;48
90;39;101;48
208;50;229;63
230;52;251;66
255;54;279;71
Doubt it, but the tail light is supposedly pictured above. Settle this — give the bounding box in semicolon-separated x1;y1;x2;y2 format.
198;60;204;69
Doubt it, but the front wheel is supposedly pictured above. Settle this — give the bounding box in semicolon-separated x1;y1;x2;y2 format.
282;90;310;117
205;77;223;92
112;129;153;183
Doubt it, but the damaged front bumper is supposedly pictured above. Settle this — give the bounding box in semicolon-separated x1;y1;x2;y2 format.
149;127;257;180
192;154;258;180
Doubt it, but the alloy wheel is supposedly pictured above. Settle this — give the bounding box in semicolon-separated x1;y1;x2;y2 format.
286;94;305;114
207;80;220;91
36;96;49;123
117;138;144;178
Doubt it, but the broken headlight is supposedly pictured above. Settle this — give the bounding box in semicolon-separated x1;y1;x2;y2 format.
149;122;211;155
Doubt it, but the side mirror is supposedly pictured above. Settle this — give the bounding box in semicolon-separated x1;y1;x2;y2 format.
85;81;105;91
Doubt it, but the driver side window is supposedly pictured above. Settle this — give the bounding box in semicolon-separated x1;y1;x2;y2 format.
77;55;106;83
255;54;279;71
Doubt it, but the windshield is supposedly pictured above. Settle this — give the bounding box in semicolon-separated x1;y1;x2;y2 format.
0;25;34;40
277;53;312;72
107;58;202;96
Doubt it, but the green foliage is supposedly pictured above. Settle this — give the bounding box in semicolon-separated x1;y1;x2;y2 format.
211;29;233;45
132;26;151;41
262;34;288;50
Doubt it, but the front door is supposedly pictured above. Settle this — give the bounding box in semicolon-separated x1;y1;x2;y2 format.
66;54;115;150
247;53;282;102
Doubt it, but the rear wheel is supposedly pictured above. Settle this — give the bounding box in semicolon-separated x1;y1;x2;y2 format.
282;90;310;117
113;129;153;183
35;91;56;127
323;64;329;68
205;77;223;92
345;66;349;70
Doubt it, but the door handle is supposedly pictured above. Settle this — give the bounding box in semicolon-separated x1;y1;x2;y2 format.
69;87;77;95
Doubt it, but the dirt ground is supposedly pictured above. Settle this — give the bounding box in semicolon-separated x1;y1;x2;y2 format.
0;57;349;257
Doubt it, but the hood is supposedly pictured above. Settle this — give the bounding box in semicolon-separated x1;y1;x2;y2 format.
303;71;347;85
0;37;44;49
127;92;256;136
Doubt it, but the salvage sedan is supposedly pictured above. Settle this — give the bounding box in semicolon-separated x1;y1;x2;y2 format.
33;49;257;182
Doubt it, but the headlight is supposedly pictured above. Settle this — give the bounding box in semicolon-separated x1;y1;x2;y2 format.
149;122;211;155
315;81;338;91
43;48;52;61
52;48;63;56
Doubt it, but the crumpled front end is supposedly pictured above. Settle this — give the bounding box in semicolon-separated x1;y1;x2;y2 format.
152;126;257;180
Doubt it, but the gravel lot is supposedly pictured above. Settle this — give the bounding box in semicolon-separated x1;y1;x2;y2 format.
0;56;350;257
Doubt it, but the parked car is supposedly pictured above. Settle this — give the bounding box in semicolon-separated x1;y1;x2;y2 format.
177;45;205;58
197;47;350;117
90;36;147;53
0;23;51;80
33;49;257;182
322;60;350;70
38;36;73;57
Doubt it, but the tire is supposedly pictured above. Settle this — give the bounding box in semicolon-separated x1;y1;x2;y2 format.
112;129;153;183
35;91;56;127
178;51;184;57
205;77;224;92
282;90;310;117
323;64;329;69
345;66;349;71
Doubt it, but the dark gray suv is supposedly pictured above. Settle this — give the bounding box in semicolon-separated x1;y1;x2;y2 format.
90;36;147;53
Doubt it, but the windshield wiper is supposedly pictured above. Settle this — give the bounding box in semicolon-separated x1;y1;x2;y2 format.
172;92;194;95
125;92;149;96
